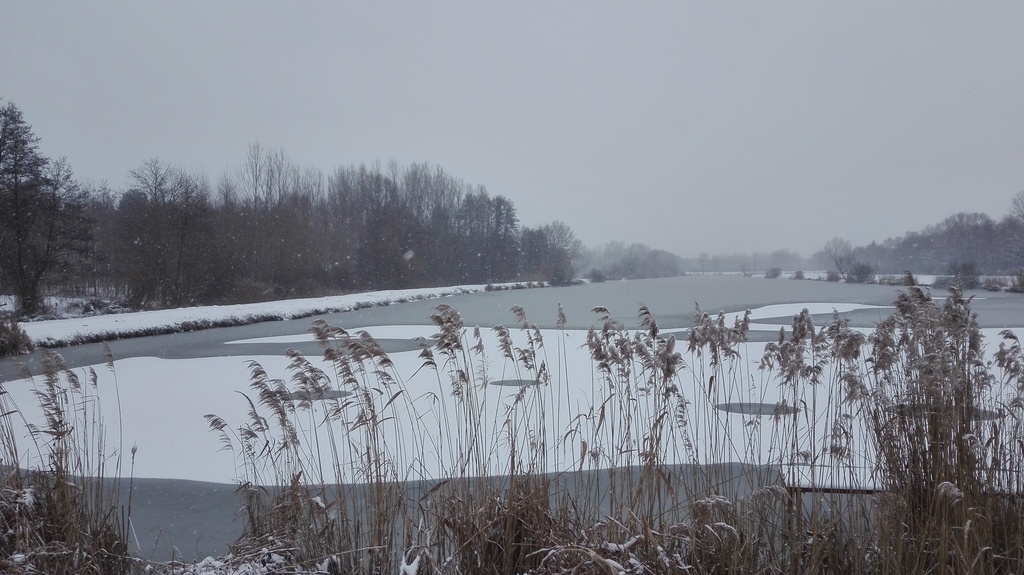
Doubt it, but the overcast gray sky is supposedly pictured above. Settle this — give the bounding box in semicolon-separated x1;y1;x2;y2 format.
2;2;1022;257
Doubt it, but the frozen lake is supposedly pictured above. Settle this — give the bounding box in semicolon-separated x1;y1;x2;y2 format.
10;274;1022;380
2;275;1022;561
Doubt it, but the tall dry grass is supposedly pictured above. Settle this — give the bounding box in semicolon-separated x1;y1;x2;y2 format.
860;287;1024;574
0;347;133;574
200;287;1024;574
1;284;1021;574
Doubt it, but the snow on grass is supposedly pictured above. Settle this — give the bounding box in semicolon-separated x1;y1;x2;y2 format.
18;284;496;347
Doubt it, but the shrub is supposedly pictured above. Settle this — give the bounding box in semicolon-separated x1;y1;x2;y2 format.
0;351;131;573
846;262;875;283
826;270;842;282
947;261;980;289
983;276;1008;292
876;271;920;287
1010;270;1024;293
765;267;782;279
0;317;33;357
791;270;805;280
587;268;606;283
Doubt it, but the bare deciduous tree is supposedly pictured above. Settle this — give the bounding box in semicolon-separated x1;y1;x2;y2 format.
1010;190;1024;223
822;237;854;280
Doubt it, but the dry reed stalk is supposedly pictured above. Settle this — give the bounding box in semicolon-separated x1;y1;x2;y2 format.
194;291;1024;574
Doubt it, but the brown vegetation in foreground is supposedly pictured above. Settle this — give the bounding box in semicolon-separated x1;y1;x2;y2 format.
2;288;1023;574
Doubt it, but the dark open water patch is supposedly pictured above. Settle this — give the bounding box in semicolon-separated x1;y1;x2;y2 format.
716;402;800;416
489;379;538;387
221;337;430;358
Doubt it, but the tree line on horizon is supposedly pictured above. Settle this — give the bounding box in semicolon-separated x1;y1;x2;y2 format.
824;208;1024;281
1;101;590;316
674;208;1024;282
4;99;1022;316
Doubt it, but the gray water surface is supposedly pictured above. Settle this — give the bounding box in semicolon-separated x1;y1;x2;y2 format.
0;275;946;381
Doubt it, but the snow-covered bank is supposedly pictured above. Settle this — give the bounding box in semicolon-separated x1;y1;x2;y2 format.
19;284;498;347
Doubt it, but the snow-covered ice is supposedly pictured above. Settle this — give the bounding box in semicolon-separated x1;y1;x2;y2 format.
2;291;1018;492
